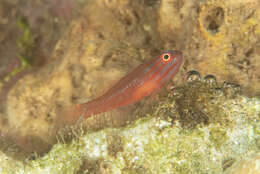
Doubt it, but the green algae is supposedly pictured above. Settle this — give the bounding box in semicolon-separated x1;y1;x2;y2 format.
4;16;34;82
0;80;259;174
209;126;228;150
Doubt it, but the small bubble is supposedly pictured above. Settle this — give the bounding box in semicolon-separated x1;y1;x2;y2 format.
204;74;217;84
215;87;224;97
223;82;241;89
172;87;182;97
184;70;201;82
223;82;241;97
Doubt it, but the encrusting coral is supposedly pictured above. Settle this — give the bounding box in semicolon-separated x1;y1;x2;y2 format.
0;78;259;174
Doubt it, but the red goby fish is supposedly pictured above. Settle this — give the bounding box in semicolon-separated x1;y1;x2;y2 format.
66;50;183;122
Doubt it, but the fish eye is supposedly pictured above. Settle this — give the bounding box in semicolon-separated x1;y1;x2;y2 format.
162;53;171;62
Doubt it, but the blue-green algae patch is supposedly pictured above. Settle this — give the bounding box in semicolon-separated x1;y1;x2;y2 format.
0;81;259;174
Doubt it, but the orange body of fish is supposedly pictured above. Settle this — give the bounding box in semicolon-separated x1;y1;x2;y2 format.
64;50;183;123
